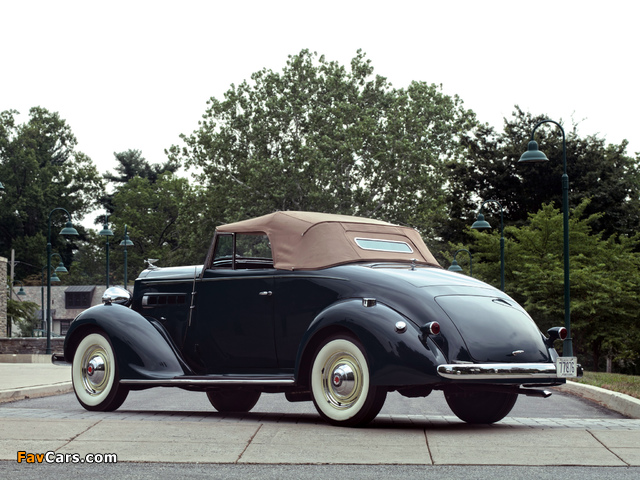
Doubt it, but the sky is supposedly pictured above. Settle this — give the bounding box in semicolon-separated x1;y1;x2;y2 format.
2;0;639;222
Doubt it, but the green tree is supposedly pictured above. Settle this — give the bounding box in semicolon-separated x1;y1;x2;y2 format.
466;201;640;373
62;230;114;286
104;149;180;185
101;173;200;284
7;297;40;337
169;49;478;237
0;107;104;278
445;107;640;245
98;149;181;224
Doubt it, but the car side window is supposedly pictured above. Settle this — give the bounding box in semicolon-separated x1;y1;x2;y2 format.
212;233;273;269
213;234;234;266
236;234;272;260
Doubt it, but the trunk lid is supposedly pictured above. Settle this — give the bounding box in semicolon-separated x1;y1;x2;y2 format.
435;295;549;363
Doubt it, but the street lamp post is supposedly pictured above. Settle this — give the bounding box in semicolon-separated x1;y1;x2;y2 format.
41;264;61;332
119;225;134;290
46;208;78;354
99;214;114;288
471;200;505;291
518;120;572;357
448;249;473;277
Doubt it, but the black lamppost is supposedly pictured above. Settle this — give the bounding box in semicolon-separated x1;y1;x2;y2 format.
98;214;114;288
471;200;505;291
41;264;62;332
519;120;572;357
46;208;78;354
448;249;473;277
119;225;134;289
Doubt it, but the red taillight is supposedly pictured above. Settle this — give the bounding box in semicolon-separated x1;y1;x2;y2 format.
421;321;440;335
546;326;568;344
558;327;567;340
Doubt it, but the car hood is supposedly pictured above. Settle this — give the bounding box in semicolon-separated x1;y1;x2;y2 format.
136;265;203;282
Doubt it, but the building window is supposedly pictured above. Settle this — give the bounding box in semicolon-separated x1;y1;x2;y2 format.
65;291;92;309
60;320;71;336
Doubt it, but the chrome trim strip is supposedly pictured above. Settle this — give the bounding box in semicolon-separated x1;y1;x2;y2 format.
120;376;295;387
141;279;196;285
437;363;558;380
200;275;348;283
354;237;414;254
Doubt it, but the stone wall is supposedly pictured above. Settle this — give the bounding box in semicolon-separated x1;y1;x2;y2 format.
0;256;7;337
0;338;65;354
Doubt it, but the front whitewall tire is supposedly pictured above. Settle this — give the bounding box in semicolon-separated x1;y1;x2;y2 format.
72;331;128;411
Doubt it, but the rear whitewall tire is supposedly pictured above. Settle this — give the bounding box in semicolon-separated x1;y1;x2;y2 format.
310;335;386;427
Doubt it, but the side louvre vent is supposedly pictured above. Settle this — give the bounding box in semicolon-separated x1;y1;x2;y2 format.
142;294;187;307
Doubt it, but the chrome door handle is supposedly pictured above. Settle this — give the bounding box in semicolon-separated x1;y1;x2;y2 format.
258;291;272;296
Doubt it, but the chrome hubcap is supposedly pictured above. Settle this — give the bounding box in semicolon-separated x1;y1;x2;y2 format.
81;346;109;396
322;352;363;409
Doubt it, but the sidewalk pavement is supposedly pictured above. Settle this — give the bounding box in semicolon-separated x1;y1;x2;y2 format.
2;361;640;466
0;362;73;404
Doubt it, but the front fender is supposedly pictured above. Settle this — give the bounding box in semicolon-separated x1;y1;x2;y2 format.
64;303;186;380
296;299;446;387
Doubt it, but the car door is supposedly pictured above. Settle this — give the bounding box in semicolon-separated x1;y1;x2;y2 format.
185;233;278;374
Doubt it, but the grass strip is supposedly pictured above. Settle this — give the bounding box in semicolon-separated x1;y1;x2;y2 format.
574;371;640;400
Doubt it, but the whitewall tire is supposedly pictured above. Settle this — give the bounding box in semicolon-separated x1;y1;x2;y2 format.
310;335;386;427
72;331;128;411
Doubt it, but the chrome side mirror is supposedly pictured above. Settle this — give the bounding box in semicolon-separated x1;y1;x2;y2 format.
102;286;133;307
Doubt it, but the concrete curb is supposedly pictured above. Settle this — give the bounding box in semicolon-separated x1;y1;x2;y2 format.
0;382;73;404
556;380;640;419
0;354;53;363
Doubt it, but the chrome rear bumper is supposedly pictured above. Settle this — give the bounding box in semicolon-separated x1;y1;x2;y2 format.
437;363;574;380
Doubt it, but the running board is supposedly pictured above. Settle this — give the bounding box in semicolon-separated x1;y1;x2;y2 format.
120;374;295;387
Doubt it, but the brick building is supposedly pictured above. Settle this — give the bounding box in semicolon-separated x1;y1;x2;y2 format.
9;285;110;336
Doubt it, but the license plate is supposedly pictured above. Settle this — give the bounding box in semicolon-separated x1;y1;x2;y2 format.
556;357;578;378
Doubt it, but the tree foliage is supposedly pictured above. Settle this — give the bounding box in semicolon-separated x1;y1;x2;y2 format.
169;49;478;236
98;149;181;224
463;201;640;373
104;149;180;185
444;107;640;246
105;173;200;281
7;297;40;337
0;107;103;278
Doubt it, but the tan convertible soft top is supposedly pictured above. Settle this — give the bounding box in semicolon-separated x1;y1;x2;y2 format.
216;211;441;271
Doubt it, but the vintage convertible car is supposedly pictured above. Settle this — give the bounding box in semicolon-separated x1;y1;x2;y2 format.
54;211;579;426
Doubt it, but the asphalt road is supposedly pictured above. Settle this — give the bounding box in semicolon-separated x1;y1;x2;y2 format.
2;462;640;480
2;386;639;479
3;383;626;421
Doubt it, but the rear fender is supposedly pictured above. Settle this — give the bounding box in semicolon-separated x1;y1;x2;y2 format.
295;299;446;387
64;303;186;380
